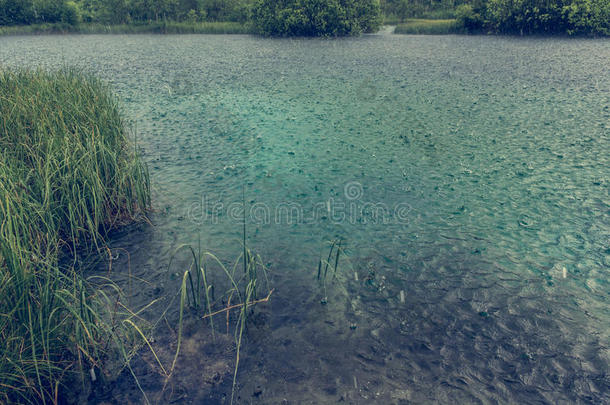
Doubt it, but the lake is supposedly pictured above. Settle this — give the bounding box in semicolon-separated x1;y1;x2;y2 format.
1;33;608;403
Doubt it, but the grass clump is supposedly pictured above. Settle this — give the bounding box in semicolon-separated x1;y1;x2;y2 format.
163;242;271;405
394;19;464;35
0;69;150;403
316;239;350;304
146;21;253;34
159;196;272;404
0;21;253;36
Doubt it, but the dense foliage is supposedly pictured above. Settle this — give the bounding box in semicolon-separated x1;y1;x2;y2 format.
78;0;253;24
386;0;609;35
0;0;253;25
381;0;467;20
0;0;607;36
251;0;382;36
0;0;79;25
467;0;608;35
384;0;609;35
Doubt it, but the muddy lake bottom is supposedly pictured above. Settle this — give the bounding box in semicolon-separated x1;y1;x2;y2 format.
1;33;608;404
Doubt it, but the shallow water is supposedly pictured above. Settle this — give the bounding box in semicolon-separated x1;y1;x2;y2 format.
1;34;609;404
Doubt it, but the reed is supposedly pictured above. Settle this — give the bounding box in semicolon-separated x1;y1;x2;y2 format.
317;239;346;304
168;229;271;405
0;22;254;36
394;19;464;35
0;69;150;403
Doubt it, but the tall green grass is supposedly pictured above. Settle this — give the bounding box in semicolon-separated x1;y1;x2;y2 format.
0;22;253;36
394;19;465;35
0;69;150;403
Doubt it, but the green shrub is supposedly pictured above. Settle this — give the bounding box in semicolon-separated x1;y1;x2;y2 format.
0;0;80;25
0;21;254;35
0;0;35;25
484;0;567;34
62;0;81;24
252;0;382;37
455;4;484;32
563;0;610;35
186;8;200;23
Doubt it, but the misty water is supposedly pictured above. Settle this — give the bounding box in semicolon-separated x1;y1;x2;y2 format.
1;33;608;403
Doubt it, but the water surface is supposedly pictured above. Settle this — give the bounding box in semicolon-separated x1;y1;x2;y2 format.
1;34;608;404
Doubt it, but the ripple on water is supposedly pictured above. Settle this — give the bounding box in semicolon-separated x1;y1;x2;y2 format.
1;34;608;403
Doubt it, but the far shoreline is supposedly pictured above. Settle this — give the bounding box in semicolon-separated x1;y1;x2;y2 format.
0;20;607;38
0;21;254;36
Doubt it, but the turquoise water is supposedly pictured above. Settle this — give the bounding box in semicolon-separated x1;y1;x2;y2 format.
1;34;608;403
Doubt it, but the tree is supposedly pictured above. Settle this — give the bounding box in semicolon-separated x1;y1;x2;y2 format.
484;0;568;34
0;0;35;25
252;0;382;36
563;0;610;35
455;3;483;31
0;0;81;25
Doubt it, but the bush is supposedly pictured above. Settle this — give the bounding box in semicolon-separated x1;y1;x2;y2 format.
201;0;250;22
0;0;82;25
62;0;80;24
252;0;382;36
455;4;484;32
484;0;567;34
0;0;35;25
186;8;200;22
481;0;609;35
563;0;610;35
